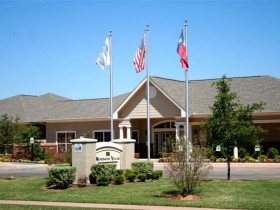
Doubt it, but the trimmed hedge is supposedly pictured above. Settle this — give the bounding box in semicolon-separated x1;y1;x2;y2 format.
131;161;154;174
90;164;116;183
114;175;124;185
97;176;109;186
47;165;76;188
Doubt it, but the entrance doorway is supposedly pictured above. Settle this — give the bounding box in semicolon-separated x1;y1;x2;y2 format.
154;131;175;157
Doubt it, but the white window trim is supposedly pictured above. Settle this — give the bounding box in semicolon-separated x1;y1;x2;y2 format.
56;131;76;152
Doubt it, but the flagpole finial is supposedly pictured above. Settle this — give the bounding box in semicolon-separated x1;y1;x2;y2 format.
109;30;112;36
146;24;149;31
184;19;188;26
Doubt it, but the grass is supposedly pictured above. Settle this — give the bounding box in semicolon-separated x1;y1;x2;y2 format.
0;177;280;210
0;205;116;210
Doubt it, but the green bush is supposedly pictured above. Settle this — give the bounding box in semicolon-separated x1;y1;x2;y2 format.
137;173;146;182
114;175;124;185
259;155;268;162
244;155;255;163
127;173;137;182
124;169;138;178
45;178;54;187
89;173;96;184
33;144;46;160
97;176;109;186
267;147;279;159
153;170;163;179
210;155;216;162
91;164;116;181
275;155;280;162
47;165;76;188
115;169;124;176
131;161;154;174
239;147;249;158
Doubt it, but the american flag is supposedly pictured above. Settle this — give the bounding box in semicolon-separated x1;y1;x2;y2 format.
133;33;146;73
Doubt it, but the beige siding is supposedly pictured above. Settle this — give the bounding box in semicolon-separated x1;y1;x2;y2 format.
119;85;181;119
46;121;118;143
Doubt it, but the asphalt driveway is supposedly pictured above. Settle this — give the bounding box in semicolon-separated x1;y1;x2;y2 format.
1;162;280;180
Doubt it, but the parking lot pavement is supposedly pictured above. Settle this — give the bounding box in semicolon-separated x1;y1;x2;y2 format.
0;162;48;177
1;161;280;180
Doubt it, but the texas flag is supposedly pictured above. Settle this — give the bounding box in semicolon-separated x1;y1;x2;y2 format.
177;29;189;69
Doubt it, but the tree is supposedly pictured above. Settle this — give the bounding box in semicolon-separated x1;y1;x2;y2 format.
164;137;212;195
202;75;265;180
0;114;21;154
20;124;42;144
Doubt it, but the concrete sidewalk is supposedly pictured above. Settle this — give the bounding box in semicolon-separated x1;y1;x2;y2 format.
0;200;234;210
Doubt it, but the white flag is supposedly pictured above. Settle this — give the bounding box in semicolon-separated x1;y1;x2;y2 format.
96;37;110;70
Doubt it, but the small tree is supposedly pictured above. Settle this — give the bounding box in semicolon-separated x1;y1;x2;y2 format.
0;114;21;154
202;75;265;180
20;124;42;144
164;137;212;195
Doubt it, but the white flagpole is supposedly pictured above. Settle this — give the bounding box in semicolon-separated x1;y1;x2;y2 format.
109;30;114;142
145;25;151;160
184;20;189;164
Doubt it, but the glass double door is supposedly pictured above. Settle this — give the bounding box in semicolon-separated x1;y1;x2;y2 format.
154;131;175;157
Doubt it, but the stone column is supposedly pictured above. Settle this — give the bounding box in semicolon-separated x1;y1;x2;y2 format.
175;124;180;142
112;139;136;169
234;147;238;159
119;126;124;139
127;126;131;139
70;137;97;184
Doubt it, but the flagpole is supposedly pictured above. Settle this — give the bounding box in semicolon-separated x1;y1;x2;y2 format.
145;25;151;160
184;20;189;164
109;30;114;142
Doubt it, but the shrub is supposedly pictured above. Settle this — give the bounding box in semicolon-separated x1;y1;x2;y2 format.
153;170;163;179
96;176;109;186
47;165;76;188
164;137;213;195
114;175;124;185
244;155;255;162
34;157;41;162
33;144;46;161
131;161;154;174
44;149;65;164
124;169;138;178
127;173;137;182
137;173;146;182
89;173;96;184
238;147;249;158
91;164;116;182
77;175;88;188
275;155;280;163
259;155;268;162
0;155;13;162
267;147;279;159
210;155;216;162
115;169;124;176
45;178;54;187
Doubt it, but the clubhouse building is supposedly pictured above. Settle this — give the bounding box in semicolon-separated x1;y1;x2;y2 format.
1;75;280;158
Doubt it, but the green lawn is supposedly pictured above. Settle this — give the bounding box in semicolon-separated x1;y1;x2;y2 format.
0;205;113;210
0;177;280;210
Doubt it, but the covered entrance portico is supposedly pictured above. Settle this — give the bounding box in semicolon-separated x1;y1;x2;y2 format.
152;120;188;158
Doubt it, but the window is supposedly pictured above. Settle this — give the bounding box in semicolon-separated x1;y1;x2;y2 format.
93;130;111;142
154;121;175;129
56;131;76;152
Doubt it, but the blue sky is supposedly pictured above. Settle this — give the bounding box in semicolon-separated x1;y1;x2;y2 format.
1;0;279;100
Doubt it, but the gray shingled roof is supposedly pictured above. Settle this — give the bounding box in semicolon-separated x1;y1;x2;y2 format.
0;76;279;123
151;75;280;114
0;92;130;122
